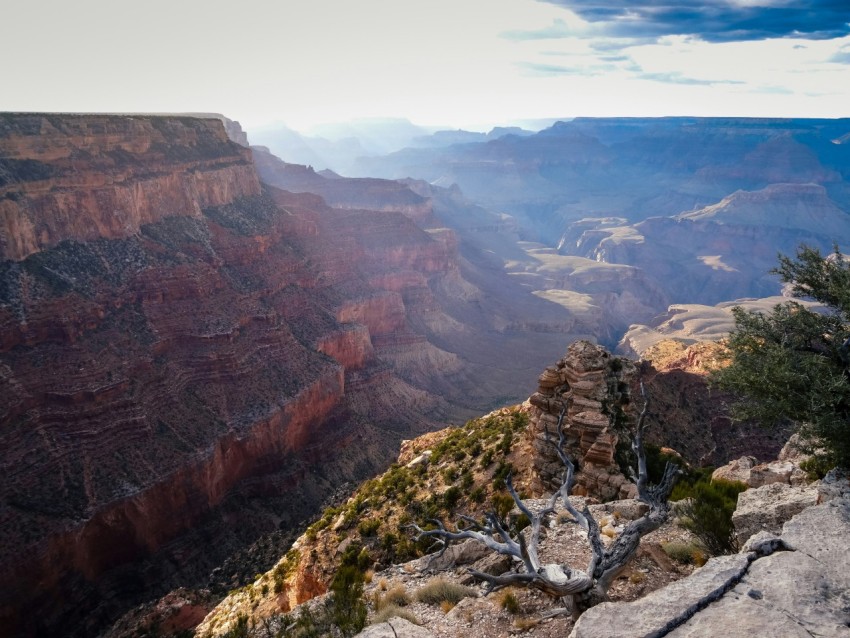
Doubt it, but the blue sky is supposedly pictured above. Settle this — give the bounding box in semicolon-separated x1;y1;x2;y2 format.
3;0;849;132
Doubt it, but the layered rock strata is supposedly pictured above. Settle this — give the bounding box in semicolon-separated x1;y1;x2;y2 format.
529;340;637;500
0;113;261;260
528;339;789;501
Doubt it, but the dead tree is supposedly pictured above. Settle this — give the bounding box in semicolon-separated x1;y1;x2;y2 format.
408;383;680;617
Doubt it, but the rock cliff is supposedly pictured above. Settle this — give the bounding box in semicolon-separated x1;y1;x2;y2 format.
0;114;261;260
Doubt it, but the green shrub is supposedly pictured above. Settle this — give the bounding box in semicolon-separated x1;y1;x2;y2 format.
675;478;746;555
326;565;367;636
414;577;477;605
443;486;462;510
442;466;458;483
800;456;832;480
460;470;474;490
358;519;381;537
480;450;494;468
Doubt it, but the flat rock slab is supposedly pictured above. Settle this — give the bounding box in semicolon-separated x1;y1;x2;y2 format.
569;554;751;638
570;498;850;638
355;618;435;638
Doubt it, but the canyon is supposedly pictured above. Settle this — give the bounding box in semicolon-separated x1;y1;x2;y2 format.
3;113;850;637
349;117;850;308
0;113;595;637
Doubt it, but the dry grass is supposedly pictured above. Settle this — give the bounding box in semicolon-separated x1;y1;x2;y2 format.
372;604;419;626
415;577;477;606
495;588;521;614
374;584;411;611
514;617;540;631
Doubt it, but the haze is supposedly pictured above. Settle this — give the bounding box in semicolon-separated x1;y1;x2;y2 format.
3;0;849;133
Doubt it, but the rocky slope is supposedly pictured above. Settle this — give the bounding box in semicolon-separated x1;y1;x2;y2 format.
194;340;787;637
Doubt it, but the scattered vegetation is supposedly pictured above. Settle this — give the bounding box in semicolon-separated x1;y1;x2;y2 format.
295;407;531;576
672;476;746;555
661;541;708;566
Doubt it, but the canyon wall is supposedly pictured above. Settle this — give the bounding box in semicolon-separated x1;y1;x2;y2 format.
351;117;850;308
0;114;497;637
0;114;261;261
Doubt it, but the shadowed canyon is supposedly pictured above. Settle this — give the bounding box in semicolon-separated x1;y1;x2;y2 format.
2;113;850;637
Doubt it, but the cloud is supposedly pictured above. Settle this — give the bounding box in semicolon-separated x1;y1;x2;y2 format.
535;1;850;43
501;17;575;40
829;49;850;63
519;61;608;76
639;71;745;85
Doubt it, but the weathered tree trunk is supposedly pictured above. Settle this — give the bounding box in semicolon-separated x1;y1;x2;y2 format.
408;382;681;616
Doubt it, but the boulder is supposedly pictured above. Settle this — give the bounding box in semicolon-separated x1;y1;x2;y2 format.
413;539;490;572
588;499;649;522
818;467;850;503
731;482;819;546
405;450;432;469
711;456;756;484
748;460;801;488
712;457;805;488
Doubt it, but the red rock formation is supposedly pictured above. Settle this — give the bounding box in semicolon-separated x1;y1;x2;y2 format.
0;114;607;637
0;114;261;260
527;339;792;502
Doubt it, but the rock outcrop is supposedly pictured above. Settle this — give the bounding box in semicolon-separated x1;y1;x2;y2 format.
529;340;637;500
731;483;821;546
527;339;788;501
571;496;850;637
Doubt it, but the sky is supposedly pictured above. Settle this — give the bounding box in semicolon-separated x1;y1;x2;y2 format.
3;0;850;134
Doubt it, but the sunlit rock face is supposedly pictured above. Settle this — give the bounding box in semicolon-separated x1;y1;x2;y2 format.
0;113;262;260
